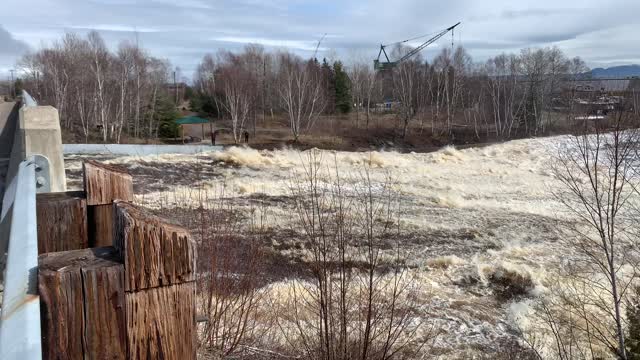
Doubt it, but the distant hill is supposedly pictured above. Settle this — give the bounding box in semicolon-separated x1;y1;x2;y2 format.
590;65;640;78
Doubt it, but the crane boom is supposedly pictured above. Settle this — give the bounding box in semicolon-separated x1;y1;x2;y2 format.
313;33;327;58
374;22;460;71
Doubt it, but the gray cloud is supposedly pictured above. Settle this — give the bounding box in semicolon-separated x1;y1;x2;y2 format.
0;25;29;56
0;0;638;74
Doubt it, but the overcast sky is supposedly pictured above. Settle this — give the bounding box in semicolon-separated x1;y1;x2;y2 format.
1;0;639;80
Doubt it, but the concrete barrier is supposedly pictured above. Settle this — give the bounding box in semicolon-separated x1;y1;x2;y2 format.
0;102;18;203
8;105;66;192
63;144;223;156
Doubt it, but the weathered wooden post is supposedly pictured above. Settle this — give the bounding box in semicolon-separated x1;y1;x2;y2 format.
39;247;126;359
114;201;197;359
37;161;197;359
83;160;133;248
36;191;88;254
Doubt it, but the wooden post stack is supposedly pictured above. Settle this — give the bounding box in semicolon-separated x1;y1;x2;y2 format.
36;161;197;360
83;160;134;248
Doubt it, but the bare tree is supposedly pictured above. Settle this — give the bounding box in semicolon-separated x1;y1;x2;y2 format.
115;43;133;143
39;45;70;126
430;49;451;135
518;46;573;135
392;58;420;138
348;62;370;127
524;110;640;359
449;47;472;134
277;151;433;359
152;183;267;359
217;52;255;143
86;31;111;142
541;47;570;133
460;73;485;139
21;31;172;142
484;53;527;139
241;44;267;135
364;68;379;129
277;53;327;141
196;192;265;358
414;61;431;132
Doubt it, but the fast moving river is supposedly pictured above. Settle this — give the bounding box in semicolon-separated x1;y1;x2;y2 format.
65;136;576;357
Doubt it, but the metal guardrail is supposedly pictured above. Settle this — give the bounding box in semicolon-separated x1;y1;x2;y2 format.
0;91;44;359
0;157;42;359
21;90;37;107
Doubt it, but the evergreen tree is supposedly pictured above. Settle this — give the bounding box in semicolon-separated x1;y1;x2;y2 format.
183;85;195;100
154;91;179;138
321;58;336;114
189;93;203;113
190;91;219;117
333;61;351;114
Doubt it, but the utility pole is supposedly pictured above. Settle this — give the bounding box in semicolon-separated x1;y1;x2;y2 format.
9;69;15;98
173;70;177;105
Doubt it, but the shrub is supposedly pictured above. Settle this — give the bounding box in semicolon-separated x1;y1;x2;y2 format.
488;266;535;301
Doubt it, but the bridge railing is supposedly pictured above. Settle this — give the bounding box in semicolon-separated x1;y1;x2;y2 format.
0;90;196;359
0;90;47;360
21;90;37;107
0;157;42;359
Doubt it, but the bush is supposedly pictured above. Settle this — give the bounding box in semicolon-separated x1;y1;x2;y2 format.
487;266;535;301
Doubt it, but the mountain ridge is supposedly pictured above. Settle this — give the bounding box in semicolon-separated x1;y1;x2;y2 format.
590;64;640;78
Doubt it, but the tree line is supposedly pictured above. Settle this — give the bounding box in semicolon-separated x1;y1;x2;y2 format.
17;31;611;144
17;31;177;142
192;46;353;142
191;44;594;142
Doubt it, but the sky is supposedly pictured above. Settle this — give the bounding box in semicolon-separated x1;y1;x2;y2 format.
0;0;639;81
